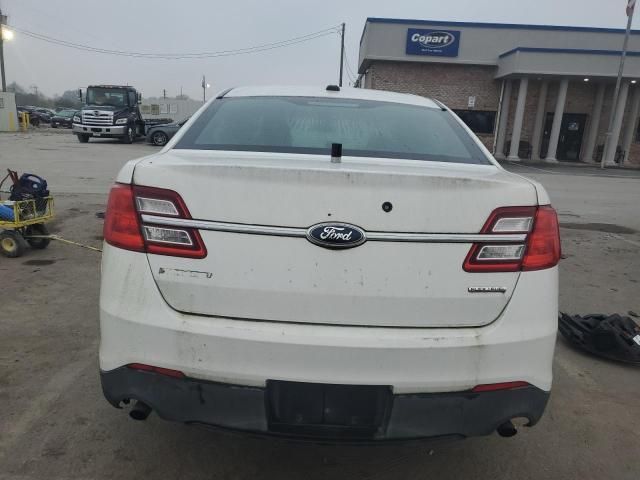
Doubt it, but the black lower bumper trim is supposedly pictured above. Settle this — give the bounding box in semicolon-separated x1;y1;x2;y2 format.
266;380;393;439
101;367;550;442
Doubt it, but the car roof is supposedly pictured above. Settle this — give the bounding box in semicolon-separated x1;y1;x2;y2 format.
88;85;133;89
224;86;440;109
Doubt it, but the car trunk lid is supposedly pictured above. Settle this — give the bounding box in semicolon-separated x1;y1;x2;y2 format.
134;150;537;328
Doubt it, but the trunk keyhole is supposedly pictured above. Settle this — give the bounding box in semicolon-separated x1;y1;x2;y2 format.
382;202;393;213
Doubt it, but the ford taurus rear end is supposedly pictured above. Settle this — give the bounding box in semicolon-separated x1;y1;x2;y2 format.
99;86;560;441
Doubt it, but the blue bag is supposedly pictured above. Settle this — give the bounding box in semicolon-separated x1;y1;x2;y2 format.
0;204;15;221
10;173;49;201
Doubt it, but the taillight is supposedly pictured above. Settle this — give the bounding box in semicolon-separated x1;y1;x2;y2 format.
128;363;185;379
522;206;561;271
103;183;206;259
103;184;145;252
464;205;560;273
471;381;530;393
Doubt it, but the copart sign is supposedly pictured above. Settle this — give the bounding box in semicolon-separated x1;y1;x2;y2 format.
406;29;461;57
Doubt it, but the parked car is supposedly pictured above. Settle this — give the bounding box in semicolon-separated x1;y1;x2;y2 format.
18;106;54;126
33;108;54;123
100;86;560;442
17;106;45;126
146;118;189;146
50;109;77;128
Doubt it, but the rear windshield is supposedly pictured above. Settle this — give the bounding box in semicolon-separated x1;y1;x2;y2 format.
175;96;490;164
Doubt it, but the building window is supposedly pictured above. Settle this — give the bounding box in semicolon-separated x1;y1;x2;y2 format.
453;110;497;134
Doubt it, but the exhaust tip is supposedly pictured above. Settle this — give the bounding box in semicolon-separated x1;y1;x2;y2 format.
497;420;518;438
129;401;152;421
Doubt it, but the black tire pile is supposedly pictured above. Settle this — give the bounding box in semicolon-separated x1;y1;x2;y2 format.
559;313;640;365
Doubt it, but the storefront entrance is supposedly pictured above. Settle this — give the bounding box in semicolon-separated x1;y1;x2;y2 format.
540;113;587;161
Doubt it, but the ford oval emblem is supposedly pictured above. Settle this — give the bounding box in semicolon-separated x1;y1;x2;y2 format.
306;222;367;249
417;31;455;49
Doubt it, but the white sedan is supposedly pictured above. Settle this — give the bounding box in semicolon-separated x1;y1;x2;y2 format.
99;85;560;442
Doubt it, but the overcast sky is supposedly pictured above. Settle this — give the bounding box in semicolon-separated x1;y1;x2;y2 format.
1;0;638;99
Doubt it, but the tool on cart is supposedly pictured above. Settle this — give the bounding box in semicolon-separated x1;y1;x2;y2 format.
0;169;54;258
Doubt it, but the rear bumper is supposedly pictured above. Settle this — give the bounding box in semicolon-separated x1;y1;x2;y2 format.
100;245;558;394
101;366;549;441
72;124;127;135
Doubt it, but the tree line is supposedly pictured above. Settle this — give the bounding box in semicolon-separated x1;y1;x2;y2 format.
7;82;82;109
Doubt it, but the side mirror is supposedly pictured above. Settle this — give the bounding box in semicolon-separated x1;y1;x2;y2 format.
137;92;142;104
78;89;83;102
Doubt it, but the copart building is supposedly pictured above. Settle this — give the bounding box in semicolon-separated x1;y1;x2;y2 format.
358;17;640;166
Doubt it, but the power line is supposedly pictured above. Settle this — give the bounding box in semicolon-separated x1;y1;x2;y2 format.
344;49;357;78
6;24;342;59
9;24;340;58
332;30;356;85
345;60;357;83
343;49;358;84
14;0;133;52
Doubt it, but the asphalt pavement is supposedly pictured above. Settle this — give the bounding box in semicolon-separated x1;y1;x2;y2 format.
1;131;639;480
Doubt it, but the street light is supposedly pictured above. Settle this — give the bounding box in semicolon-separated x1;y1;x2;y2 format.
202;75;211;103
1;27;14;41
0;23;12;92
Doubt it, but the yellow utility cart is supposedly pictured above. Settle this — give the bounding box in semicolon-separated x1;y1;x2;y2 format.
0;196;55;257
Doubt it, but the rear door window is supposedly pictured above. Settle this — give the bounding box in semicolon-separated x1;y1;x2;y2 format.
176;96;490;165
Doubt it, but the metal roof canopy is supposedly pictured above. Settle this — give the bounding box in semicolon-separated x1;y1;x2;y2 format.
497;48;640;79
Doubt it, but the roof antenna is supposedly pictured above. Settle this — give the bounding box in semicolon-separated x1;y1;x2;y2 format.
331;143;342;163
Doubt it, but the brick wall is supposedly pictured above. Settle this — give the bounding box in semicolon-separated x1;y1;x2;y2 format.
368;61;500;110
365;60;640;166
366;61;501;153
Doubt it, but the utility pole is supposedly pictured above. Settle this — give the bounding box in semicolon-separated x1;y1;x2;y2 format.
339;23;345;87
602;3;635;168
0;7;7;92
201;75;211;103
163;89;166;99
